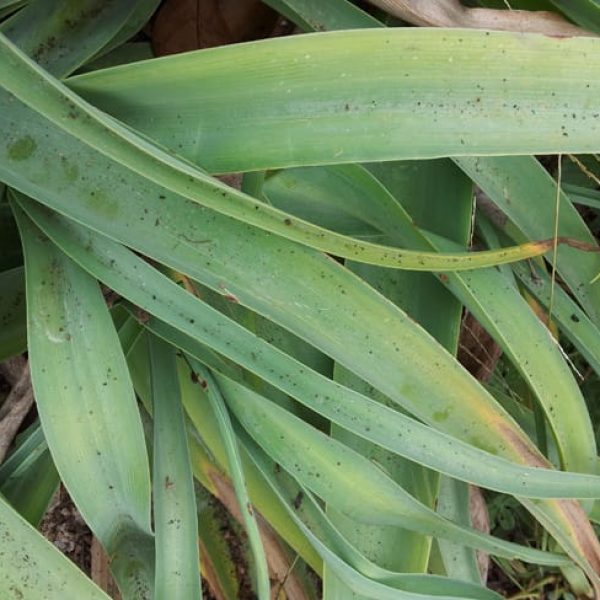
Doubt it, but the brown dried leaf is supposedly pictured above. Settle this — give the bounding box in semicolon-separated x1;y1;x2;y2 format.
91;537;121;600
365;0;594;36
152;0;280;56
469;485;490;583
458;312;502;383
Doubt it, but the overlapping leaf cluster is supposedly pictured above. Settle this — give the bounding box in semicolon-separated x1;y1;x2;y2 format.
2;1;600;599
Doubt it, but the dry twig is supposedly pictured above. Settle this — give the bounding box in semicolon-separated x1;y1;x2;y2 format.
0;362;34;464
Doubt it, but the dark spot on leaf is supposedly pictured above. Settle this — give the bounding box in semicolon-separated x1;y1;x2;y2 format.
293;491;304;510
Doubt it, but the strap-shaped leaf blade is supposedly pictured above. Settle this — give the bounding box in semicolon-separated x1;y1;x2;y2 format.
149;336;202;600
69;29;600;173
0;32;564;273
18;196;600;502
219;373;567;566
187;362;269;600
0;494;110;599
242;435;502;600
265;164;597;476
13;205;154;598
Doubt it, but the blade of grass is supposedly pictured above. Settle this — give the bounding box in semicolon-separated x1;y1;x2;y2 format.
149;335;202;600
185;360;270;600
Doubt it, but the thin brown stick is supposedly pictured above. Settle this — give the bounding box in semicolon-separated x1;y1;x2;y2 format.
0;363;34;464
0;355;27;389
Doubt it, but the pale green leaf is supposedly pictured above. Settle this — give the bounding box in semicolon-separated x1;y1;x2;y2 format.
150;335;202;600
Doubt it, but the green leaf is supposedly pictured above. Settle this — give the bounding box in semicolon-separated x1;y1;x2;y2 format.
0;32;553;273
183;360;269;600
0;0;157;77
243;435;502;600
6;47;600;574
0;494;110;599
126;330;323;575
90;0;160;61
564;184;600;210
221;374;568;566
70;30;600;172
318;159;472;596
0;0;25;21
514;260;600;378
149;335;202;600
13;204;154;598
435;478;483;584
266;163;597;477
19;197;600;502
432;232;595;476
549;0;600;34
456;156;600;326
0;423;58;526
261;0;381;30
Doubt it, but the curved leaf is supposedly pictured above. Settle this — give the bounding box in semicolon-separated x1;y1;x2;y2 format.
70;30;600;172
187;361;269;600
243;434;502;600
13;205;154;598
0;494;110;600
220;373;567;566
18;196;600;502
0;33;556;273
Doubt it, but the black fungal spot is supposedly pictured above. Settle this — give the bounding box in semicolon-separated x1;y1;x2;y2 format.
293;491;304;510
